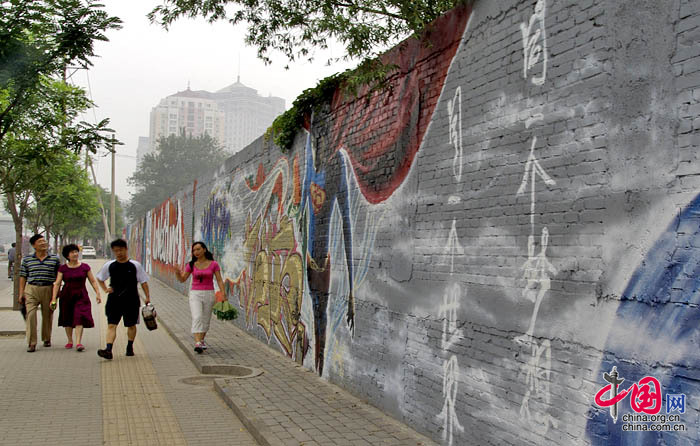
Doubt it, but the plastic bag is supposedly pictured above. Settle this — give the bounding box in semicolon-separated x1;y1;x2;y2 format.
212;300;238;321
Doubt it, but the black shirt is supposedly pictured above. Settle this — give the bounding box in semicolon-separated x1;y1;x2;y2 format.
96;259;149;299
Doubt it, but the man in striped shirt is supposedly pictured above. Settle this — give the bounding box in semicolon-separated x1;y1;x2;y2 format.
19;234;60;352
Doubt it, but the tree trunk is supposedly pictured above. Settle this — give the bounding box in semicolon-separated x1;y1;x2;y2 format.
5;191;28;310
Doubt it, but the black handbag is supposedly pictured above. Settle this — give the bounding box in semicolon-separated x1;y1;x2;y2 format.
141;303;157;331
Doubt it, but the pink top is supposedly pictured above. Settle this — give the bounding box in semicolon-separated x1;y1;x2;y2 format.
185;261;220;291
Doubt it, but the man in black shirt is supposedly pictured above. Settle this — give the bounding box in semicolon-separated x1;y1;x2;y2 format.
95;239;151;359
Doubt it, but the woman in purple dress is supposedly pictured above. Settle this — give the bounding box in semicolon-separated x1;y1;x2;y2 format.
51;244;102;351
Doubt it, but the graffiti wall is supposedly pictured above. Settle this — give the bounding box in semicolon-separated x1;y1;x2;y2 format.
127;0;700;444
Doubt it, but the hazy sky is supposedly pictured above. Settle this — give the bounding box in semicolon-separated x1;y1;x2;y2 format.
75;0;353;202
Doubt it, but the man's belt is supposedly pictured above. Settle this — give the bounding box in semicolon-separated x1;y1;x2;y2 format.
28;282;54;286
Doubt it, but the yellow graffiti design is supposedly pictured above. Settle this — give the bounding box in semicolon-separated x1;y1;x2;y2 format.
232;214;306;363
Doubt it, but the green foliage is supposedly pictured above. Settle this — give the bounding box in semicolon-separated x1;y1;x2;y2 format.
268;71;349;150
128;133;228;219
150;0;468;66
0;0;122;145
268;57;401;151
28;151;101;238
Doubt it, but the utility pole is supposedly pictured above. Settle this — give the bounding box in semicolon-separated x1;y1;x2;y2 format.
88;159;111;253
110;134;116;239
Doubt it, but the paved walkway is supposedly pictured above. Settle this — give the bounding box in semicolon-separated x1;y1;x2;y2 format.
147;275;436;446
0;259;257;446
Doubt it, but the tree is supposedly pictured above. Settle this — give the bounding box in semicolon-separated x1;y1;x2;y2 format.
0;0;122;144
27;151;100;247
149;0;469;67
128;133;227;219
0;1;121;306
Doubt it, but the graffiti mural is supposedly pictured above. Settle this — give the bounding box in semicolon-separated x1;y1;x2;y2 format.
198;158;309;363
300;129;355;375
125;216;146;265
121;2;700;444
149;199;188;276
301;5;472;376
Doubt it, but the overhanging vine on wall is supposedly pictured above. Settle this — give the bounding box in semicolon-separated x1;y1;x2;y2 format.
266;57;400;152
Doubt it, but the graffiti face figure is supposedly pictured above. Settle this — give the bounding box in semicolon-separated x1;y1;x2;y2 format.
302;128;355;376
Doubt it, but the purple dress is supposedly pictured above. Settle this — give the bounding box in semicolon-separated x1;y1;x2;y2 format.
58;263;95;328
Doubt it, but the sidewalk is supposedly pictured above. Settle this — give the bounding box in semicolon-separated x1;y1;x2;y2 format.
148;277;437;446
0;260;257;446
0;276;24;335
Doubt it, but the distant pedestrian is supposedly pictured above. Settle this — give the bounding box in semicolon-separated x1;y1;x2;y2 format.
175;241;225;353
19;234;60;352
51;244;102;352
7;242;15;279
95;239;150;360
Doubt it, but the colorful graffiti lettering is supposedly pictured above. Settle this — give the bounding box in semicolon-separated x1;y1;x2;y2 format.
201;186;232;263
149;199;187;275
214;158;309;363
230;213;308;363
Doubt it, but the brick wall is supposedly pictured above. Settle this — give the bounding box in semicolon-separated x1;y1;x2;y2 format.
126;0;700;444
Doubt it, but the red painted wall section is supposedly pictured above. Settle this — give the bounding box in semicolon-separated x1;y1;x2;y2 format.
328;5;471;204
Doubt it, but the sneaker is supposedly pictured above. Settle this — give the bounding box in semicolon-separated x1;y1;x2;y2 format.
194;342;203;354
125;347;134;357
65;343;73;349
76;344;85;352
97;349;113;360
43;341;51;347
201;341;208;350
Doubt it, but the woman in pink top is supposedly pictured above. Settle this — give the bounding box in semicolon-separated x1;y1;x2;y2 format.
175;242;226;353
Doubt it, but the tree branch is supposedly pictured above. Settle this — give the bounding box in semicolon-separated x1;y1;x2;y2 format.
329;1;405;21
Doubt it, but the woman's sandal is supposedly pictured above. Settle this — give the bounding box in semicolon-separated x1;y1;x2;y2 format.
76;344;85;352
65;343;73;349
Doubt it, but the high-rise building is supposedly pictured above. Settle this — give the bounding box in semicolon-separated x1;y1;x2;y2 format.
215;76;286;153
148;87;226;153
146;78;285;157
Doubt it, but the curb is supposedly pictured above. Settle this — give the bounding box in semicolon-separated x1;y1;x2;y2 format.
214;379;280;446
147;298;276;446
151;306;204;373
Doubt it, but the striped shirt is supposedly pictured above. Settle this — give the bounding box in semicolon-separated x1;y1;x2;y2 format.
20;253;60;286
